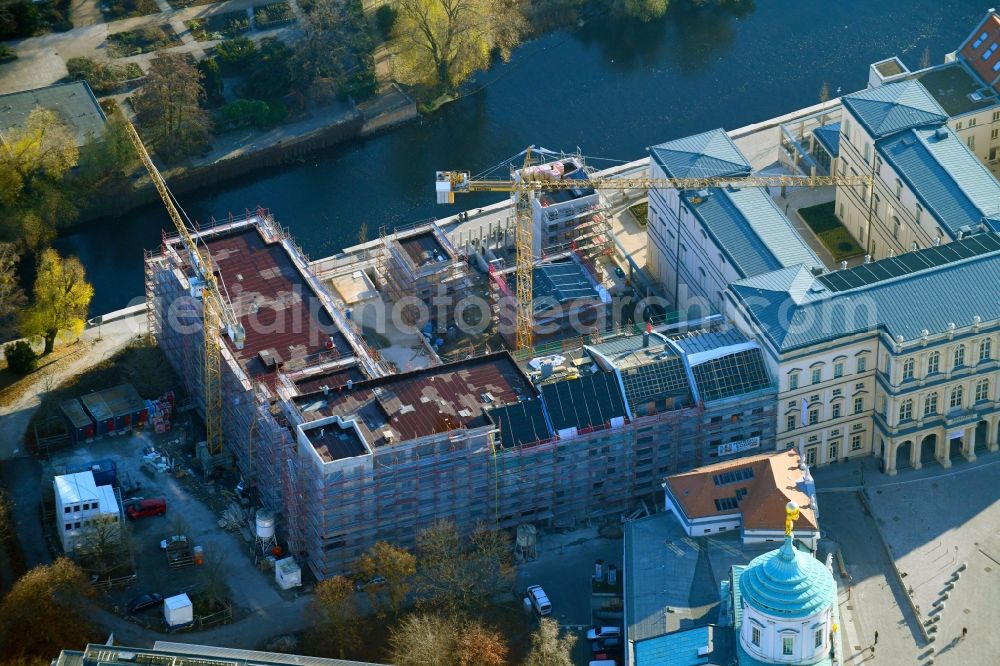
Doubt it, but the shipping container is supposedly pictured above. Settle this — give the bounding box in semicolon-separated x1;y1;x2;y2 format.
101;384;147;433
60;399;96;444
80;392;115;436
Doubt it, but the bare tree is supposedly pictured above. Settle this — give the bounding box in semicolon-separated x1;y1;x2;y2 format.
0;243;24;339
388;613;508;666
416;520;514;614
920;46;931;69
133;52;211;163
819;81;829;103
75;514;131;581
523;617;576;666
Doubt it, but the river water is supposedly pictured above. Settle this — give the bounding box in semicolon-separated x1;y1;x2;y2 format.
60;0;987;314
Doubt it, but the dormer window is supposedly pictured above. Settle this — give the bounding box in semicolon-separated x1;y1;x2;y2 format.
984;42;999;60
973;32;989;49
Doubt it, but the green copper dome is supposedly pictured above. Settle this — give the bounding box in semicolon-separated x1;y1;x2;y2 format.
739;537;836;619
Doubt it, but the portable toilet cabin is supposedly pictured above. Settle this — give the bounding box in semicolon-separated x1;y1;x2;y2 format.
60;398;95;445
163;593;194;630
80;392;115;437
101;384;147;434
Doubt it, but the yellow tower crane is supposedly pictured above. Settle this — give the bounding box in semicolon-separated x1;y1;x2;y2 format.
437;150;871;350
123;117;245;456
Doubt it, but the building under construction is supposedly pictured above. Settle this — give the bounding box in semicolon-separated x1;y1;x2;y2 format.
491;251;612;349
146;212;777;579
375;221;473;328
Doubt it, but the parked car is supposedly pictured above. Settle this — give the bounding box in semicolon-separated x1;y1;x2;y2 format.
126;497;166;519
354;575;387;591
160;535;188;550
591;637;623;653
526;584;552;616
587;626;622;641
127;593;163;613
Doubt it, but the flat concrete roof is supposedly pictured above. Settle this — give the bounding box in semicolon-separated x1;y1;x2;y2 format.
915;62;997;117
0;81;106;146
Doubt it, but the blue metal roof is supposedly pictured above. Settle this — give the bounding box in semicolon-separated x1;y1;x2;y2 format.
877;126;1000;239
685;186;823;278
650;128;752;179
634;626;711;666
738;537;836;619
729;234;1000;351
842;80;948;139
812;122;841;158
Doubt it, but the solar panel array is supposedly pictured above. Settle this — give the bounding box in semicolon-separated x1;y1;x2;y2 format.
619;357;692;408
817;233;1000;292
691;348;773;403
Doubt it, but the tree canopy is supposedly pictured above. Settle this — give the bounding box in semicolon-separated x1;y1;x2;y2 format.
133;52;211;163
0;558;96;661
21;248;94;354
309;575;360;659
392;0;526;93
523;617;577;666
0;107;80;248
388;613;508;666
358;540;417;617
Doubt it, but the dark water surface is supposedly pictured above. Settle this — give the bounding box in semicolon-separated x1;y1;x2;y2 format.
59;0;987;313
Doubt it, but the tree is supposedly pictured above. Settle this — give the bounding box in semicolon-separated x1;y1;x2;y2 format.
196;550;231;612
133;52;211;162
240;37;295;100
4;340;37;374
392;0;526;93
21;249;94;354
215;36;258;71
293;0;350;92
0;242;26;337
77;110;140;190
357;540;416;617
610;0;668;22
416;520;514;614
357;221;368;244
0;558;95;662
920;46;931;69
0;107;79;248
198;56;225;106
0;488;12;545
75;514;132;582
388;614;507;666
523;617;576;666
309;575;360;659
818;81;829;103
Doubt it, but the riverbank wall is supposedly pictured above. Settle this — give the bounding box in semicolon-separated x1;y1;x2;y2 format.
79;85;417;223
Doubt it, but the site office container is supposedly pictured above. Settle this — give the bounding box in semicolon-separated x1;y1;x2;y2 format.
75;459;117;487
101;384;147;433
60;399;96;444
80;392;115;436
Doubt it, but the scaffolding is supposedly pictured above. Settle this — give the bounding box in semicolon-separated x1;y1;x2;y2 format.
376;221;473;327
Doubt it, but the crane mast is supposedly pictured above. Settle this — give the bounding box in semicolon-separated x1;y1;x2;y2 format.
436;163;873;351
123;117;244;456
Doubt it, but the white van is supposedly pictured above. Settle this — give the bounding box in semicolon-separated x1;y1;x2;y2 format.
526;584;552;616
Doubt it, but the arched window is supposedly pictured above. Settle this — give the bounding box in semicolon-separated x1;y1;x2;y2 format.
975;379;990;402
895;178;902;200
950;386;964;410
927;351;940;374
954;345;965;368
898;399;912;422
980;338;992;362
924;393;938;415
902;358;914;380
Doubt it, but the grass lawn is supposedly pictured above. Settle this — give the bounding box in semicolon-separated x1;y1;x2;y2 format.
103;0;160;21
186;10;251;41
106;24;182;57
799;201;864;262
628;201;648;226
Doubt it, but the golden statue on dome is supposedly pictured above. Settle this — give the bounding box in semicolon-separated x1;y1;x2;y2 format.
784;501;800;537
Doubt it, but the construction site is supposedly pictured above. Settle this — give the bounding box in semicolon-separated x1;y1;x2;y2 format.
144;205;777;577
139;143;799;579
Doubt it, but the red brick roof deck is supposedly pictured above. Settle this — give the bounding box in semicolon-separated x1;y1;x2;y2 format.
294;352;536;452
199;227;352;379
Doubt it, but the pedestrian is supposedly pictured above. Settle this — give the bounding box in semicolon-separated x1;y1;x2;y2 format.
785;203;790;215
874;630;878;645
870;645;875;657
962;627;968;639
